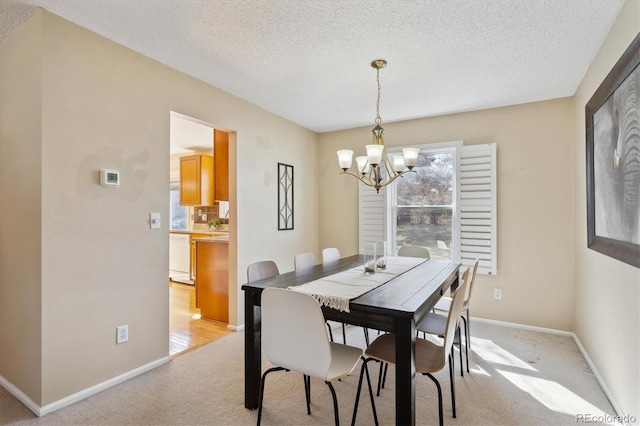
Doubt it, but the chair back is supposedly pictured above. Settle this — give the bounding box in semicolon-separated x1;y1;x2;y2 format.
322;247;341;264
442;269;469;359
464;259;480;307
247;261;279;282
397;245;430;259
294;252;316;271
261;288;332;379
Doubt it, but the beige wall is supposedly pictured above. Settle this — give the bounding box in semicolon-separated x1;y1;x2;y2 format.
319;98;575;331
2;3;638;417
0;10;318;408
0;11;44;405
573;0;640;417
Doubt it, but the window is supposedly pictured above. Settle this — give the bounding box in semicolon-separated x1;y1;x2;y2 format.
391;148;455;260
170;182;188;230
359;142;497;274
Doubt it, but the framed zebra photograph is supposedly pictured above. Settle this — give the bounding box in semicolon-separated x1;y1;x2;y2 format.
586;32;640;268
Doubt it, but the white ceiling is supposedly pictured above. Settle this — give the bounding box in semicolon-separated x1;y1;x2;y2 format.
170;113;214;156
0;0;626;134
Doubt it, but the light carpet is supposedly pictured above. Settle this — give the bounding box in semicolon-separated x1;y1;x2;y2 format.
0;321;616;425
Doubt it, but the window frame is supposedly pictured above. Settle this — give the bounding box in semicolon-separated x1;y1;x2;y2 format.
385;141;462;259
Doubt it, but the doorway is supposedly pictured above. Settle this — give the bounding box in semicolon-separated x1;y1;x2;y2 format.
169;111;232;356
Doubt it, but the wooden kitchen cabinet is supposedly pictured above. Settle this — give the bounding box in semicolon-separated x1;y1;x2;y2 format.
180;154;214;206
195;240;229;324
189;233;209;281
214;129;229;201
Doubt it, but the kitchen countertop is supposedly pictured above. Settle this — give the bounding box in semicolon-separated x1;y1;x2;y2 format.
192;236;229;242
170;230;228;236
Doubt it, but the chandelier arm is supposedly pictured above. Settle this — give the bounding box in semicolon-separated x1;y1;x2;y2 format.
339;170;379;189
380;150;396;179
381;170;413;187
339;169;416;191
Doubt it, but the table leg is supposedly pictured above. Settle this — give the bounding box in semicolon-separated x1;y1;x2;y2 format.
244;290;261;409
395;317;416;425
450;272;460;292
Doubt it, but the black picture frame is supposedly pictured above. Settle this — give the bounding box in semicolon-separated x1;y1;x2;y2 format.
277;163;294;230
586;32;640;268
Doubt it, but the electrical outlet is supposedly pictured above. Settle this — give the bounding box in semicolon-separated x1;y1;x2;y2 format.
494;288;502;300
116;325;129;344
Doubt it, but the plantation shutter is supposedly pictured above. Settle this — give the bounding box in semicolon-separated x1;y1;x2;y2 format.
358;182;387;253
456;143;497;275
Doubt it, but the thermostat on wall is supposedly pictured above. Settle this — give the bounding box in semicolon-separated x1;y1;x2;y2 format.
100;169;120;187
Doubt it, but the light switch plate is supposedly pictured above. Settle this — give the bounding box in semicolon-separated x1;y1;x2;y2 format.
150;213;161;229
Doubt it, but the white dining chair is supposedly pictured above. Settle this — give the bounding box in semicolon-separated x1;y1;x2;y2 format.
294;252;316;271
322;247;341;263
397;245;431;259
417;268;471;382
431;259;479;373
354;276;468;426
247;260;280;283
258;288;378;425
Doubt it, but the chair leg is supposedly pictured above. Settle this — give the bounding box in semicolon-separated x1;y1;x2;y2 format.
424;372;444;426
351;357;379;426
376;361;383;396
461;316;470;373
342;323;347;344
257;366;286;426
466;310;471;349
325;381;340;426
327;322;334;342
456;326;464;377
363;328;370;346
380;362;388;392
304;374;311;415
448;353;456;418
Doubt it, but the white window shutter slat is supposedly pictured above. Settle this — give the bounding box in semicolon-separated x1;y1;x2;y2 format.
456;143;497;275
359;182;386;253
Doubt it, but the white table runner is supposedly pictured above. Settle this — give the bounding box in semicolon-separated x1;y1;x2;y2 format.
288;256;426;312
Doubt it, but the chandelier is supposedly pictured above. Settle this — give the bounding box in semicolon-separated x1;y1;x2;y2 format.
336;59;420;193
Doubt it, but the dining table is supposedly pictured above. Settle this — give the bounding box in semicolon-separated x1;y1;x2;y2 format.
242;254;460;425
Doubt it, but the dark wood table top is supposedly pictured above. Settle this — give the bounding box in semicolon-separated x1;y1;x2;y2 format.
242;254;459;327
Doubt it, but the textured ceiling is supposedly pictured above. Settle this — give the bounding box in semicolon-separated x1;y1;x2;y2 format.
0;0;627;133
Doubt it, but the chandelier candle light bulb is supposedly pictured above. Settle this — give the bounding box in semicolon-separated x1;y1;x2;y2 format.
336;59;420;193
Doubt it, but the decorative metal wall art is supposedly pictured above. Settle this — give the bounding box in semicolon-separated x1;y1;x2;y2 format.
278;163;294;230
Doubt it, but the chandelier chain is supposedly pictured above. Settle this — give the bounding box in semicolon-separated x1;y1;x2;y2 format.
375;67;382;125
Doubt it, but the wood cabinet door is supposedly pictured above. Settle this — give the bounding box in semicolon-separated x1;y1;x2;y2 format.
214;130;229;201
180;154;214;206
180;155;201;205
195;241;229;324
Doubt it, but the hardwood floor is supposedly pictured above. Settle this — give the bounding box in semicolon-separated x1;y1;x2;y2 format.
169;281;231;357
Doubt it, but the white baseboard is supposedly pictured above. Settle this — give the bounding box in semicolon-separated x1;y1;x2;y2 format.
570;332;627;423
0;374;40;416
472;316;574;336
0;356;171;417
227;323;244;332
472;316;625;422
